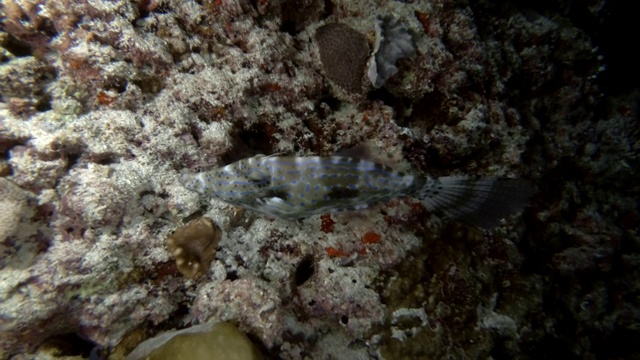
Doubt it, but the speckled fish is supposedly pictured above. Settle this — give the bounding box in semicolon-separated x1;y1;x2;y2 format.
179;152;532;228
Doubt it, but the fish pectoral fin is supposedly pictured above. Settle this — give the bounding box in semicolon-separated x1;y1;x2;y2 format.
247;170;269;183
265;152;287;158
257;197;288;207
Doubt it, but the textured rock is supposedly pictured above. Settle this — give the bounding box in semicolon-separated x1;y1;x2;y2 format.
0;178;29;243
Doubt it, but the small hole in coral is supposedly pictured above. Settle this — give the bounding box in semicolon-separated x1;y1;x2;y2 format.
234;254;246;267
36;95;52;112
4;34;33;57
90;153;118;166
237;122;276;155
139;190;155;198
322;0;334;18
110;79;128;94
280;20;297;36
132;76;164;95
188;123;202;147
320;96;341;112
64;153;82;171
226;271;239;281
38;18;58;37
41;333;99;358
294;256;315;286
308;300;316;306
341;315;349;325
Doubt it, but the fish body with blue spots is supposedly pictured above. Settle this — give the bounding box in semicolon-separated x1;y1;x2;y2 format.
180;154;532;228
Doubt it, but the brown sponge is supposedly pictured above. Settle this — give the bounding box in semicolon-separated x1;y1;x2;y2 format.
166;217;221;278
315;23;370;93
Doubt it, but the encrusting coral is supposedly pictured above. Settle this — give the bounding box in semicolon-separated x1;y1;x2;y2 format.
125;321;261;360
166;217;222;279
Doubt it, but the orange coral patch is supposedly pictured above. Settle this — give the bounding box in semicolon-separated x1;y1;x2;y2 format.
326;246;349;258
320;213;335;233
97;91;116;106
361;231;381;244
415;11;430;33
265;83;282;91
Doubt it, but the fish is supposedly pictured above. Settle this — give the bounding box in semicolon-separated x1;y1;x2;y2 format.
179;153;532;228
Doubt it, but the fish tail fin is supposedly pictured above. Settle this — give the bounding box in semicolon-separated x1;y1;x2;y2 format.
416;176;533;228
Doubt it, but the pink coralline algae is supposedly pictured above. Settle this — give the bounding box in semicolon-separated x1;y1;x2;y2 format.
0;0;638;358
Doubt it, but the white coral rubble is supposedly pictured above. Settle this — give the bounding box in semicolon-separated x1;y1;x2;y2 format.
367;16;416;88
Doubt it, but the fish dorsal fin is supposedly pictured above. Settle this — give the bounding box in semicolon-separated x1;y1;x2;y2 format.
252;153;286;159
337;141;396;168
266;152;287;157
337;142;375;159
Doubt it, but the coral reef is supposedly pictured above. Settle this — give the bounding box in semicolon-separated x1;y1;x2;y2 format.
0;0;638;358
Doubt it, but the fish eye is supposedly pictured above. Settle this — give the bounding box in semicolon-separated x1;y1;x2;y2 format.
247;171;265;182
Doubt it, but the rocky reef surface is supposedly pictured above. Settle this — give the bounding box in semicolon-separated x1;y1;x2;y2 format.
1;0;638;358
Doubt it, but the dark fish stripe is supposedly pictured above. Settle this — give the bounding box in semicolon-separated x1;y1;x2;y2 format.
264;158;391;174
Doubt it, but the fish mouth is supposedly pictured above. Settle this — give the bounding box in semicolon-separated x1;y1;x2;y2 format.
178;173;192;186
178;173;205;193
